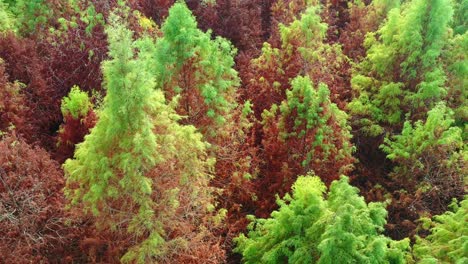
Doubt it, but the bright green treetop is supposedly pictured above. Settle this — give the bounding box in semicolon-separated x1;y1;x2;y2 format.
60;85;92;119
149;2;239;134
413;196;468;264
380;103;465;185
349;0;455;136
235;175;409;263
0;0;16;33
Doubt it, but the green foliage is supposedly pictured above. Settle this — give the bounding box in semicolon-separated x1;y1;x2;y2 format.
151;2;239;130
64;8;159;241
452;0;467;35
63;10;218;263
11;0;51;35
381;103;465;183
235;175;409;263
413;196;468;263
60;85;92;119
277;76;354;174
443;31;468;134
0;0;16;33
349;0;455;135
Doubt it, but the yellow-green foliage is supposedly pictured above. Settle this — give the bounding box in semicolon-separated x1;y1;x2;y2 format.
413;196;468;264
0;0;16;33
60;85;92;119
381;103;465;183
63;10;217;263
349;0;455;136
151;2;239;127
235;175;409;263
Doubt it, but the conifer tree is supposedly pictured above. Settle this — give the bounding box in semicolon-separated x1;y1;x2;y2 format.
381;103;465;187
413;196;468;263
56;85;96;163
349;0;455;136
235;175;409;263
150;2;239;137
256;76;355;215
146;3;260;249
64;10;223;263
380;103;466;213
244;3;350;118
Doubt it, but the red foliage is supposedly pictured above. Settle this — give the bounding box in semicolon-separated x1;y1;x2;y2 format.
0;134;71;262
0;34;57;149
338;2;384;61
36;23;108;98
56;110;96;163
0;60;30;135
254;97;355;216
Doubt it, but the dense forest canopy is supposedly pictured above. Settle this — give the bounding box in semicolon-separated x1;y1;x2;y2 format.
0;0;466;263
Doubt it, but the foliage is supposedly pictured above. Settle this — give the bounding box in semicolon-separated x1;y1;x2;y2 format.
56;85;96;163
0;134;67;262
63;11;223;263
0;58;28;135
256;76;355;215
349;0;455;136
0;33;57;148
150;2;239;137
413;196;468;263
380;103;466;240
60;85;93;119
381;103;465;188
0;0;16;33
9;0;52;35
235;175;409;263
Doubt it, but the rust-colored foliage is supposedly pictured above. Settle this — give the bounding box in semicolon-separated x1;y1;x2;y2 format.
0;134;67;262
56;110;96;164
338;1;388;61
37;24;108;98
0;34;57;149
0;59;30;135
254;77;355;217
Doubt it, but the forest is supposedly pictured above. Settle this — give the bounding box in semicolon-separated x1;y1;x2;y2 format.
0;0;466;263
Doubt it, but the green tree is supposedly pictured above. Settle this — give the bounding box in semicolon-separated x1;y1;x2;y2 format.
413;196;468;264
256;76;355;215
64;11;222;263
380;103;466;188
235;175;409;263
150;2;239;138
349;0;455;136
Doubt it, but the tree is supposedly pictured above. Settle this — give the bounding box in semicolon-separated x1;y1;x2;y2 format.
380;103;466;239
256;76;355;216
63;10;223;263
56;85;96;163
348;0;455;136
235;175;409;263
413;196;468;264
147;4;260;255
381;103;465;188
0;134;67;262
150;2;239;137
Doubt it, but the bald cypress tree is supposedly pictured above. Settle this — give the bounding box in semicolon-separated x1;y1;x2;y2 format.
150;2;239;137
257;76;354;215
235;175;409;263
349;0;455;136
64;10;223;263
413;196;468;263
